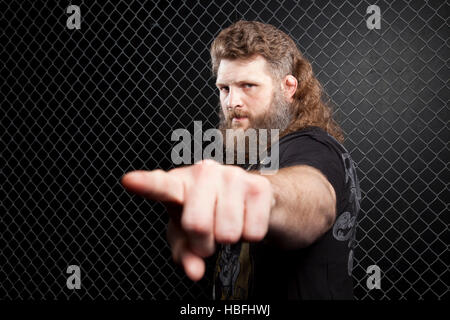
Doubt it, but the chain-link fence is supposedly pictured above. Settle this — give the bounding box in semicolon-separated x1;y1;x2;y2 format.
1;0;449;300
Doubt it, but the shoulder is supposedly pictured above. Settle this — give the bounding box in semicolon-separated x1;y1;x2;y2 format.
277;126;348;210
278;126;346;164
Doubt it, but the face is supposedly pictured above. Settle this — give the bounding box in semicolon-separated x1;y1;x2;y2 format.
216;56;292;132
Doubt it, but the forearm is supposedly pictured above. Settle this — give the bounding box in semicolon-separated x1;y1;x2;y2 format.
261;165;337;249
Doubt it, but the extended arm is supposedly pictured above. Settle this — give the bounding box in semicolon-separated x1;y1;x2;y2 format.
121;160;337;281
262;165;337;249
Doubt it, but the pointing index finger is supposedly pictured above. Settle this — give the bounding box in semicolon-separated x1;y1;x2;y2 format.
121;169;184;205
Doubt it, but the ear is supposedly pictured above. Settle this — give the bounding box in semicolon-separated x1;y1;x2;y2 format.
282;75;297;102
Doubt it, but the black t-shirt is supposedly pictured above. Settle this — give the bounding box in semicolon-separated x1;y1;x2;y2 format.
213;126;361;300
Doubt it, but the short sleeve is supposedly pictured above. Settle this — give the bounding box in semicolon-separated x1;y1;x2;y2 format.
278;133;346;213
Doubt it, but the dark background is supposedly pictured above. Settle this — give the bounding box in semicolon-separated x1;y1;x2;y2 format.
1;0;448;300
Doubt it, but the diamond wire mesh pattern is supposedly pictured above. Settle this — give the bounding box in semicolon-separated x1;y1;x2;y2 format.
1;0;449;300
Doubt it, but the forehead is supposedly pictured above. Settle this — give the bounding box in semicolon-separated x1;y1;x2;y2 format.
216;55;273;84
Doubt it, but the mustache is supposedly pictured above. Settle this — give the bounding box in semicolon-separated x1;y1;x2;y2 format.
226;109;250;119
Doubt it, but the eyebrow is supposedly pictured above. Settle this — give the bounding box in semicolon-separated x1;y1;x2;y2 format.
215;80;260;87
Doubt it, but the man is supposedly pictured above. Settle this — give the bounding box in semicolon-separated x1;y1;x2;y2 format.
121;21;361;300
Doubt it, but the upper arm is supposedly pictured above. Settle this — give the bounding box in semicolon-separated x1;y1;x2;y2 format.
300;164;337;226
264;164;337;248
278;134;345;220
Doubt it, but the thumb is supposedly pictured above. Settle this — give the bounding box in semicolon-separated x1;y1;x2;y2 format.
181;249;206;282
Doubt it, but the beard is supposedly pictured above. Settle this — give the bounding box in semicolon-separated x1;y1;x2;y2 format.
218;88;293;166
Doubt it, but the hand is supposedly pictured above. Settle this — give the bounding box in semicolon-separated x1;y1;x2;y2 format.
120;159;274;281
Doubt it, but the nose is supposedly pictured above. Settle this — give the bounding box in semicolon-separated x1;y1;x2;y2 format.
226;87;243;110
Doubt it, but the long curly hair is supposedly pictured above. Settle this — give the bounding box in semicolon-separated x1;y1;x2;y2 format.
210;20;344;143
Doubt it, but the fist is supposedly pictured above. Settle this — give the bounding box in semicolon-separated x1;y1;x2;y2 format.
121;159;274;281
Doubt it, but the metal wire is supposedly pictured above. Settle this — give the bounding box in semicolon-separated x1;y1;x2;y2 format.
1;0;448;300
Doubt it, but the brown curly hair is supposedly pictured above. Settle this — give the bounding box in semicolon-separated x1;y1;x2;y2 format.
210;20;344;143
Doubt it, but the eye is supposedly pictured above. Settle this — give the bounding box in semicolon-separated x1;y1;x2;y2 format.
219;86;229;92
243;83;254;88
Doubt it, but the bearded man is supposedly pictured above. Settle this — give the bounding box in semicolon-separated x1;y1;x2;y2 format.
121;21;361;300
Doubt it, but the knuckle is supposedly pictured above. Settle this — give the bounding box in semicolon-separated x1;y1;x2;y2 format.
182;219;210;235
243;208;269;242
222;202;239;215
151;169;167;187
152;169;165;179
223;166;243;184
248;184;262;197
244;224;267;242
215;203;243;243
216;229;241;243
195;159;218;176
247;175;270;196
